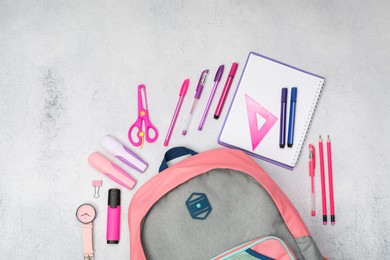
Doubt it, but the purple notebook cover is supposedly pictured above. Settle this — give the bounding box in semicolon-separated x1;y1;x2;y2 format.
217;52;325;171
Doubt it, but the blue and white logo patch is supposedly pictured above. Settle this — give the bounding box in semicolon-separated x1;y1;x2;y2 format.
185;193;212;220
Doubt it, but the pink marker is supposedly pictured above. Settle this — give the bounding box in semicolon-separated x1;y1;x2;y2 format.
164;79;189;146
214;63;238;119
107;189;120;244
88;152;136;190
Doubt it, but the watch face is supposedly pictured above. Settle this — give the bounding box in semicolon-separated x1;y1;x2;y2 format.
76;204;96;224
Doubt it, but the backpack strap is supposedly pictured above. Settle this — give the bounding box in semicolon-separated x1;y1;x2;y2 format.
159;146;198;172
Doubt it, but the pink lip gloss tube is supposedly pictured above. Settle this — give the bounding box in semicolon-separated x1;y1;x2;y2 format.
88;152;136;190
107;188;121;244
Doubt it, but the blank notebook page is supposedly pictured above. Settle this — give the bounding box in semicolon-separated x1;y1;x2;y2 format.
218;52;324;169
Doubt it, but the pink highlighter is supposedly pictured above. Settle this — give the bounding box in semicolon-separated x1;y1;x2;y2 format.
107;188;120;244
88;152;136;190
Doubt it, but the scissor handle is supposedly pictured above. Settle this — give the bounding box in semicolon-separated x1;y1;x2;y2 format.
144;123;159;143
141;110;158;142
128;119;143;147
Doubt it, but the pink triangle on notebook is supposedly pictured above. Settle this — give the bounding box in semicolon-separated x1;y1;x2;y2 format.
245;94;278;150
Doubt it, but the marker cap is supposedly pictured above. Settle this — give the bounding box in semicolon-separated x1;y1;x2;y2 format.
179;79;190;96
88;152;109;172
88;152;136;190
108;189;121;208
291;87;298;102
229;63;239;77
214;65;224;82
100;135;148;173
281;88;288;102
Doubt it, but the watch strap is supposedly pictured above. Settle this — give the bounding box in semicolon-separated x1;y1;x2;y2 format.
82;223;94;259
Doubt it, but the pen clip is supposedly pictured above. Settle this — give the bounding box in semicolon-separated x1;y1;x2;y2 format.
200;71;208;85
195;70;209;99
197;70;209;89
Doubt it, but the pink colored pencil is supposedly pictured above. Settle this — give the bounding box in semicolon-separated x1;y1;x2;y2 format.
327;135;335;225
319;136;327;225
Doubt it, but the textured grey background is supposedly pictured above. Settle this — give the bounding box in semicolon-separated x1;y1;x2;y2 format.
1;0;389;259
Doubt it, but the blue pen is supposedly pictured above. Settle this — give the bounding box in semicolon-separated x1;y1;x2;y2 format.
287;87;297;147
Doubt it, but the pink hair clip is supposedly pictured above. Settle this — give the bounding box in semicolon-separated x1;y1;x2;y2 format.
92;180;102;198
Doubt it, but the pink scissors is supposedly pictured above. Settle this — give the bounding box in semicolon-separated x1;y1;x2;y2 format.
128;84;158;147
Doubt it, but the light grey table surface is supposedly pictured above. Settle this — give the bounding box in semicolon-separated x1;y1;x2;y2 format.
1;0;389;259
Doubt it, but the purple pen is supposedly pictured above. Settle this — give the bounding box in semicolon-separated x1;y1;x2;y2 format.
182;70;209;135
279;88;288;148
198;65;224;130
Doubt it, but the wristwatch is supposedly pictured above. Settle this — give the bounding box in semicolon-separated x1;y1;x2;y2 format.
76;204;96;260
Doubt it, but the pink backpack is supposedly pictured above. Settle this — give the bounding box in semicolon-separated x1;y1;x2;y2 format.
128;147;324;260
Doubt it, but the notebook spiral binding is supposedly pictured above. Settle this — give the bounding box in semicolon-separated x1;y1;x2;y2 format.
291;80;325;165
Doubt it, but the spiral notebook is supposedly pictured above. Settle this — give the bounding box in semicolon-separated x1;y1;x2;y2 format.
218;52;325;170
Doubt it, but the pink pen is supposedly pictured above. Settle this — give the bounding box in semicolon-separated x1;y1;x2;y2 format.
198;65;224;130
88;152;136;190
214;63;238;119
309;144;316;217
327;135;335;224
182;70;208;135
164;79;189;146
319;136;327;224
107;188;120;244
